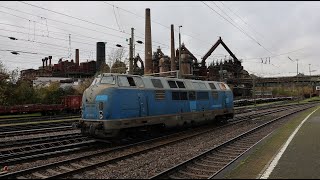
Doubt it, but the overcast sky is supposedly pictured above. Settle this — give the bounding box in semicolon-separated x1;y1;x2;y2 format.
0;1;319;77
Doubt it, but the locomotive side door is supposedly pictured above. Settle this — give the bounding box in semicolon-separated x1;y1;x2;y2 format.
138;93;148;117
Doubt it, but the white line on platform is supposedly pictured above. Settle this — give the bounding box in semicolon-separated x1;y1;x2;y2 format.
260;106;320;179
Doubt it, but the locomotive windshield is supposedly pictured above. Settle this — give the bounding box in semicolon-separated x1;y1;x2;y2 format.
90;75;101;86
101;75;116;85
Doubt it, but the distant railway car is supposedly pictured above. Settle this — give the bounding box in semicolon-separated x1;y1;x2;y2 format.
62;95;82;113
78;73;234;138
0;95;82;115
0;106;6;114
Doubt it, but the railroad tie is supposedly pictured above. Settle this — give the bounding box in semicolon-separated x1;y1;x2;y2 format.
70;163;85;168
169;174;187;179
179;170;208;178
32;172;48;179
193;161;216;168
59;166;74;171
96;167;107;171
186;166;216;173
46;169;61;175
81;160;95;165
16;176;27;179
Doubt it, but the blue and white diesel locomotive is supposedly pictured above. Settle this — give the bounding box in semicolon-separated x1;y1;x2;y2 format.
78;73;234;138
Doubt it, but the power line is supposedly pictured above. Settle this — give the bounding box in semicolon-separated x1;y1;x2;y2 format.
102;1;217;47
112;4;122;32
201;1;275;56
242;47;306;60
0;6;127;40
18;1;169;48
0;49;66;57
0;6;165;50
1;3;228;58
219;1;265;39
0;28;96;46
19;1;128;35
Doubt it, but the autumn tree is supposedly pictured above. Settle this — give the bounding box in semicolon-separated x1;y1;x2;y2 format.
75;77;94;95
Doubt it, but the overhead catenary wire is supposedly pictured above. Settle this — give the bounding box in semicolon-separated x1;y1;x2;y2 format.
101;1;215;47
1;3;238;60
18;2;169;48
19;1;128;35
0;6;166;50
218;1;266;40
201;1;275;57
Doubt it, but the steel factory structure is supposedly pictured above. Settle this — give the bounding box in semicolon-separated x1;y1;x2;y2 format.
19;8;320;98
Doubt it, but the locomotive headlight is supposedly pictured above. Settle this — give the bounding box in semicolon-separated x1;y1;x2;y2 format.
99;111;103;119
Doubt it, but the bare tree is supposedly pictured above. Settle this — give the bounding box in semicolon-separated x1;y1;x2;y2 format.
9;67;20;84
107;47;128;74
0;61;9;82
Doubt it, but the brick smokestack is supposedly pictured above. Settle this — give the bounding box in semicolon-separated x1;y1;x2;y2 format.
96;42;106;71
75;49;79;66
170;24;176;73
144;8;152;74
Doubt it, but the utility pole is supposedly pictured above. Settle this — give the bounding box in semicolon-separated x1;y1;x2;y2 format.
253;75;256;106
129;28;134;74
178;25;182;79
309;64;311;98
220;62;223;82
68;34;72;58
288;56;299;97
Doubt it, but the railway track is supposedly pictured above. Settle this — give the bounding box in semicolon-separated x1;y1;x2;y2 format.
150;105;314;179
0;115;80;125
0;103;315;179
0;121;77;134
0;133;98;167
0;126;73;138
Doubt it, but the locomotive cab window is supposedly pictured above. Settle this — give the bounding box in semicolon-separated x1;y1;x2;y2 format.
118;76;130;87
197;92;209;100
176;81;185;88
133;77;144;88
208;83;217;90
100;76;115;84
172;91;188;100
198;82;207;90
189;91;196;100
127;77;136;87
168;80;178;88
151;79;164;88
91;75;101;86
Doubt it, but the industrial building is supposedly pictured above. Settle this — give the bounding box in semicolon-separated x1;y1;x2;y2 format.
20;42;108;81
18;8;320;99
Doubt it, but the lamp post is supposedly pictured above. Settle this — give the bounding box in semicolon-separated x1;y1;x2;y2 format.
178;25;182;79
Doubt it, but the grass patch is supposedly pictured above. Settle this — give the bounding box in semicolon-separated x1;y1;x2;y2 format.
0;113;41;119
225;106;320;179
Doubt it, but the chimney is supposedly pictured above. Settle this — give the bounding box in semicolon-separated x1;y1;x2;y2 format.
170;24;176;73
42;58;45;68
144;8;152;75
96;42;106;71
49;56;52;67
45;57;48;67
75;49;79;66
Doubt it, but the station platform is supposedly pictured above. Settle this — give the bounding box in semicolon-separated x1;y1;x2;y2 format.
261;106;320;179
